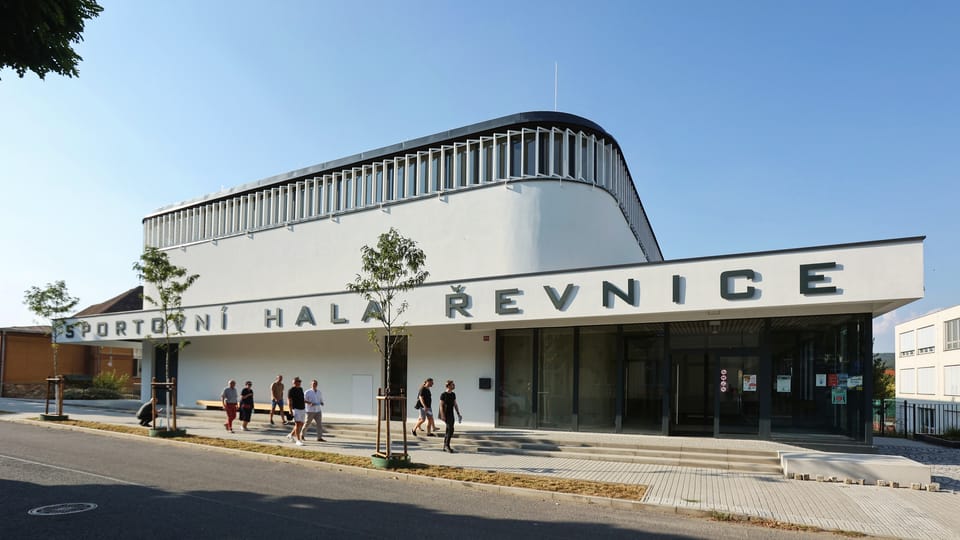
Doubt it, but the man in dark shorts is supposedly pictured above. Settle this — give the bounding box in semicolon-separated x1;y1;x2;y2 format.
286;377;306;446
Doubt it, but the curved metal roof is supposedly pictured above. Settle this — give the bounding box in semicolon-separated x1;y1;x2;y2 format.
146;111;617;218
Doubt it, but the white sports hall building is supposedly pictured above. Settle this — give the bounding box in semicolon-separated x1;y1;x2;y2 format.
61;112;924;443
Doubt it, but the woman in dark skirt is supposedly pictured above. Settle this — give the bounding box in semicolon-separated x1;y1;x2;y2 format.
239;381;255;431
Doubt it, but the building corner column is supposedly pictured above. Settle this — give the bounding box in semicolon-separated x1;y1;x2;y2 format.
759;319;772;439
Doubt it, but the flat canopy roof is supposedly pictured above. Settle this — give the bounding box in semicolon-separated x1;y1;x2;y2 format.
60;236;924;344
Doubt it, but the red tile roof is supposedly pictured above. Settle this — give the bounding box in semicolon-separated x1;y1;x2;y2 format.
73;286;143;317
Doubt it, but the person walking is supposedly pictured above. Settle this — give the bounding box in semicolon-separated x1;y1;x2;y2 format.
239;381;255;431
438;380;462;453
412;378;438;437
221;379;239;433
286;377;306;446
304;379;325;442
269;374;286;425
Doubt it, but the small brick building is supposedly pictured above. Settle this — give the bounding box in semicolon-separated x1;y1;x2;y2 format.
1;287;143;398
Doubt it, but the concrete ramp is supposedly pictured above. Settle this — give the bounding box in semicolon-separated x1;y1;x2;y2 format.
780;452;930;485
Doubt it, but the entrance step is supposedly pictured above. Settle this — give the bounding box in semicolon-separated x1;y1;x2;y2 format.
473;445;782;474
313;424;783;475
180;409;785;475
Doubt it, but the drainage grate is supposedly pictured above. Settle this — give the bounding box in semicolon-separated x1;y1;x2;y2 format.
28;503;98;516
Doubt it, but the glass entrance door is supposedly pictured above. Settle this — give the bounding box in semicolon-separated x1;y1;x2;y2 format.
716;353;760;435
623;336;661;432
672;351;714;434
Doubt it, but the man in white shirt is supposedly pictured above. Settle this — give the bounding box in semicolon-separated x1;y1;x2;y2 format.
304;379;325;442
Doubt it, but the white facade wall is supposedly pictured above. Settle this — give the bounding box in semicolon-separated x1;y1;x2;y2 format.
70;236;925;424
895;304;960;403
156;181;646;307
143;325;497;423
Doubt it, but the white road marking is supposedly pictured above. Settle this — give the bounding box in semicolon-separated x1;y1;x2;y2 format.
0;453;142;485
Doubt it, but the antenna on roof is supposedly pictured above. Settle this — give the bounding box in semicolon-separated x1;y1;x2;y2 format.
554;62;558;112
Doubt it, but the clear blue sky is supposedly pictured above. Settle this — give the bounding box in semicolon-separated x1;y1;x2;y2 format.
1;1;957;352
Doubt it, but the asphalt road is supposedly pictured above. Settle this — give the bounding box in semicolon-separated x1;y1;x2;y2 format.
0;421;827;539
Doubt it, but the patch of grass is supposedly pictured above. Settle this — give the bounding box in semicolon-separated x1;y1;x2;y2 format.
48;419;647;501
709;511;867;537
941;427;960;441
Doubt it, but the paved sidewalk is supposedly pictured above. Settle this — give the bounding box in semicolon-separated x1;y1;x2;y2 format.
2;398;958;539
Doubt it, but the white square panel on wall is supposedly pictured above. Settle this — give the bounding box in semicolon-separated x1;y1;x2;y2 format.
900;368;915;394
917;367;936;395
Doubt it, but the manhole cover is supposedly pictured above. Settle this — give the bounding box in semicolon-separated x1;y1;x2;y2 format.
28;503;98;516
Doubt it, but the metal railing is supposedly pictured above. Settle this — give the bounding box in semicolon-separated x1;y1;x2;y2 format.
873;398;960;437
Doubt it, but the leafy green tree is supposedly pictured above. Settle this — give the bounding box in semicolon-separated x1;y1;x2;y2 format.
873;353;895;400
23;280;80;415
347;228;428;395
23;280;80;379
0;0;104;80
133;247;199;382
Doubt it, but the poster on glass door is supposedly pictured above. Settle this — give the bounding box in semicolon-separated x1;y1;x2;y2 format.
776;375;792;393
742;374;757;392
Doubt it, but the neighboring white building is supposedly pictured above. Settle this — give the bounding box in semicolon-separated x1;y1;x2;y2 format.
60;112;925;443
895;305;960;403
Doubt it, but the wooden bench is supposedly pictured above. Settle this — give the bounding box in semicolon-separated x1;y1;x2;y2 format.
196;399;277;414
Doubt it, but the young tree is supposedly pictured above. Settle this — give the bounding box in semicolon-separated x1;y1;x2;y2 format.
23;280;80;416
873;353;895;400
133;247;198;428
0;0;104;80
347;228;428;395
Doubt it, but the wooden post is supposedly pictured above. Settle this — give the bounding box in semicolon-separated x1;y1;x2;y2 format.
150;377;157;428
57;377;64;416
385;393;391;458
150;378;179;431
171;377;178;431
44;377;52;415
376;388;383;456
400;388;407;455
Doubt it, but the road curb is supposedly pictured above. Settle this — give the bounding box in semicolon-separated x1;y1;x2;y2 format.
7;415;655;511
0;415;902;536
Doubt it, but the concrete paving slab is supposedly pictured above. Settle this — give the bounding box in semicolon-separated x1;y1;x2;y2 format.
781;451;931;485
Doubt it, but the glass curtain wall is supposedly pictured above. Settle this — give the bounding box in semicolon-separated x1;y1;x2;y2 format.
769;315;867;438
538;328;574;429
578;326;618;431
499;329;534;427
497;315;869;440
622;324;664;432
